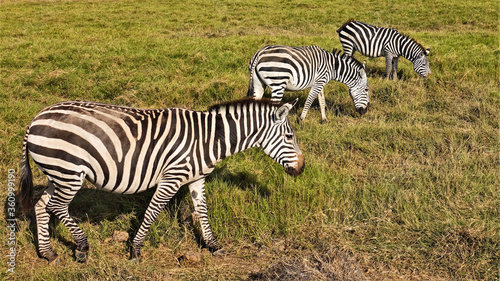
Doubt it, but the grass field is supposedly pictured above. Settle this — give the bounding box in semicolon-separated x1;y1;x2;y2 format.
1;0;498;280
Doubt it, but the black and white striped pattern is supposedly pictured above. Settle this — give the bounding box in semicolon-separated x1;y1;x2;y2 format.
19;99;304;263
247;45;370;121
337;20;431;79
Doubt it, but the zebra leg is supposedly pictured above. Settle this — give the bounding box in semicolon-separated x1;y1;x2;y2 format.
188;178;221;253
385;54;393;79
340;44;354;56
34;182;59;263
300;83;324;121
270;86;285;102
251;73;266;99
318;89;327;122
45;182;89;262
130;179;180;259
392;57;399;80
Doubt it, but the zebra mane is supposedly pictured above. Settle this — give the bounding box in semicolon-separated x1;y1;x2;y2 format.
207;97;281;112
331;48;365;70
337;18;355;33
401;33;427;54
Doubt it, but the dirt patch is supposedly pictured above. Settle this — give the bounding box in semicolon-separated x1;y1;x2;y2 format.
249;248;365;281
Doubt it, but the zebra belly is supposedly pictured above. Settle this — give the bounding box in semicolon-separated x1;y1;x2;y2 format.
27;125;164;195
28;137;162;194
355;43;385;58
285;83;310;91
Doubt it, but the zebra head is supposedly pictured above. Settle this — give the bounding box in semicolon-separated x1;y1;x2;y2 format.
259;99;304;177
413;48;431;77
349;62;370;115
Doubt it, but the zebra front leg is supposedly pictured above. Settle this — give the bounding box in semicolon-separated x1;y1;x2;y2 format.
130;179;180;260
45;183;89;263
392;57;399;80
34;182;59;263
318;89;327;122
300;83;325;121
188;178;222;254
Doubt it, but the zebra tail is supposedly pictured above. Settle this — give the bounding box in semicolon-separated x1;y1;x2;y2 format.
19;128;34;214
247;76;254;97
247;52;260;97
337;18;355;33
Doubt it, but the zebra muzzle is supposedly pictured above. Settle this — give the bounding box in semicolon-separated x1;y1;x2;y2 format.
286;154;305;176
356;103;369;115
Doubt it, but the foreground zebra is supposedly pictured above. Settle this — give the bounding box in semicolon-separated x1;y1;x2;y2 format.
247;45;369;121
19;98;304;263
337;20;430;79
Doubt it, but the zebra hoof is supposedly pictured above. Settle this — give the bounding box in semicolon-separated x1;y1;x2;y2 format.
212;248;226;257
75;249;88;263
129;247;141;260
320;118;329;124
47;254;60;265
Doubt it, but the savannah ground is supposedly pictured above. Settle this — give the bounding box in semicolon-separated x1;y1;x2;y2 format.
0;0;498;280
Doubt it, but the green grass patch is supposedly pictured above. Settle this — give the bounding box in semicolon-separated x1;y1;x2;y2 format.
1;0;498;280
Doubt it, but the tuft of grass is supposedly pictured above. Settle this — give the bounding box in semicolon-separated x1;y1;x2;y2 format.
1;0;498;280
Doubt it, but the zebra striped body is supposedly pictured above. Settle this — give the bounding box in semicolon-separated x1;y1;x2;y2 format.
19;99;304;263
247;45;369;121
337;20;430;79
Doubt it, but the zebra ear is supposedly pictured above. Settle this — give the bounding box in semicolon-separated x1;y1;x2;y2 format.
425;48;430;55
360;68;367;80
275;100;296;122
362;61;366;69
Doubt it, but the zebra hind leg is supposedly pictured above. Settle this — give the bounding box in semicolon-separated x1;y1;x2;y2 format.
249;72;266;99
392;57;399;80
45;181;89;263
34;182;59;264
300;84;325;121
385;54;393;79
130;179;180;260
318;89;328;122
270;85;285;102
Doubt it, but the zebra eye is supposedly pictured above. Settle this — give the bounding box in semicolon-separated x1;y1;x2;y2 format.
285;133;294;140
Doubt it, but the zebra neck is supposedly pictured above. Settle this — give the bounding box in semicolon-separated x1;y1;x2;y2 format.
327;53;344;83
330;56;352;85
208;105;264;162
399;34;423;62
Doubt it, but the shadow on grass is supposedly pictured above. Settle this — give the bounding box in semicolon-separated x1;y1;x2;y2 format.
365;62;412;81
8;184;161;261
9;169;272;260
259;91;364;120
247;247;366;281
208;166;271;197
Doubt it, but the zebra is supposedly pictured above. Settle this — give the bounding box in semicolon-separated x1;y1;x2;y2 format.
337;19;431;80
19;98;304;264
247;45;370;122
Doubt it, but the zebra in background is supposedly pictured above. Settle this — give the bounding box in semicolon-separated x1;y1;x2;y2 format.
337;19;431;80
19;98;304;263
247;45;369;122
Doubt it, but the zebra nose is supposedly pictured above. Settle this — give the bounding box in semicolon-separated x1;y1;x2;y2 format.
357;105;368;115
286;154;305;176
297;154;304;173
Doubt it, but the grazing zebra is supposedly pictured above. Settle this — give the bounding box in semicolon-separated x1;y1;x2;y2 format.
19;98;304;263
337;19;430;79
247;45;369;122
